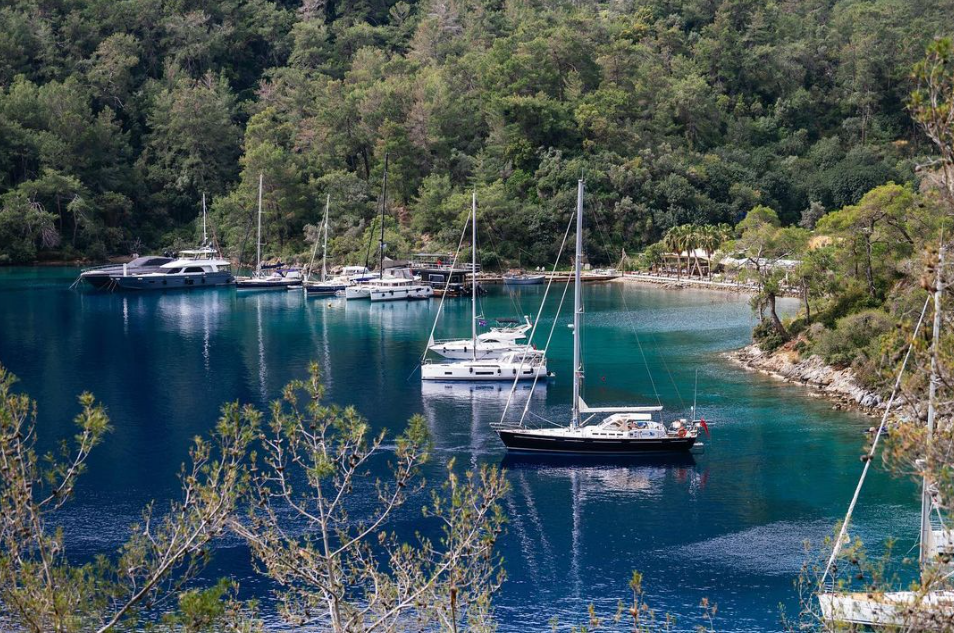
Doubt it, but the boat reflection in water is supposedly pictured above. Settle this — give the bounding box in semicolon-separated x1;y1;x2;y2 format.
497;454;707;616
501;451;696;472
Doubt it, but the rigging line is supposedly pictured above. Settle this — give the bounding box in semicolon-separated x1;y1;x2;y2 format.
362;215;377;272
518;274;572;429
821;293;932;586
481;216;523;318
589;201;619;266
418;220;469;367
588;203;665;406
499;209;576;426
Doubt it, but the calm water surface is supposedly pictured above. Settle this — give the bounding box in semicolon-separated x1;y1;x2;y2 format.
0;268;918;631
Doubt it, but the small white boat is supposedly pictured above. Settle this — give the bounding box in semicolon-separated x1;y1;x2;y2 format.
236;267;302;291
369;277;433;301
503;272;545;285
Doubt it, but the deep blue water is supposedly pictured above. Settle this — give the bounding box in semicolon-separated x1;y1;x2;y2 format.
0;268;918;631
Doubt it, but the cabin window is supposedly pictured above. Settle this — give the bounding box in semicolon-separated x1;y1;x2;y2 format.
183;267;205;273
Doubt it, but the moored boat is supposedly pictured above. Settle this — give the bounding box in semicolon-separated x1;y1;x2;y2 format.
421;192;544;381
429;317;532;360
503;272;545;285
369;276;433;301
236;175;302;291
77;255;174;289
110;247;234;290
493;179;704;455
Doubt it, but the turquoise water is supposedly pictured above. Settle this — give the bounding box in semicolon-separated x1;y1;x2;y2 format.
0;267;919;631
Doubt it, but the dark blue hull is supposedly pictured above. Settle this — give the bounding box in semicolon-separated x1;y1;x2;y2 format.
496;429;696;455
235;279;301;291
112;272;234;290
304;283;348;296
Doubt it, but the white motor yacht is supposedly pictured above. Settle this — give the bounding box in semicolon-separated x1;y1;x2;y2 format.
369;276;433;301
429;317;532;360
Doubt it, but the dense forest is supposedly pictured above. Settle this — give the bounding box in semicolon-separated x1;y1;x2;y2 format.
0;0;952;267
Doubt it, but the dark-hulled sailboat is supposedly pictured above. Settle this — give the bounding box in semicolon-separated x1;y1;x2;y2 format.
494;179;705;455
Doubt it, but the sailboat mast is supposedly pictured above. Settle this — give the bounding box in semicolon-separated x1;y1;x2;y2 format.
920;244;945;568
256;173;263;274
202;193;208;244
322;194;330;282
571;179;584;430
379;153;389;277
471;190;477;360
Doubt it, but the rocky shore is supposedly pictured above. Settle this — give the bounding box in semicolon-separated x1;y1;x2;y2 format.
726;344;886;415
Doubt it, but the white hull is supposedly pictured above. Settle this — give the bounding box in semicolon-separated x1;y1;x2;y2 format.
819;590;954;627
346;286;372;300
421;359;548;381
370;286;433;301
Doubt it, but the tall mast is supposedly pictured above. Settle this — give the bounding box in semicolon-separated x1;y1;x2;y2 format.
256;173;263;274
571;179;584;430
920;244;945;569
379;153;389;276
201;193;208;244
321;194;330;282
471;190;477;360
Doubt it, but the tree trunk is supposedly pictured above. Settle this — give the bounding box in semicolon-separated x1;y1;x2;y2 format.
768;292;788;337
802;281;811;323
864;223;876;299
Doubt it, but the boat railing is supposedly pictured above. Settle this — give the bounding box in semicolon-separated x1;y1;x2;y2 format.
79;262;125;273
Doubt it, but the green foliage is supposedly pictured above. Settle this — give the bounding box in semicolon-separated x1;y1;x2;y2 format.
752;320;787;353
0;0;946;263
810;309;893;368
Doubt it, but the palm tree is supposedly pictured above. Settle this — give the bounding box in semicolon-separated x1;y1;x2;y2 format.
684;224;705;278
663;226;684;278
697;224;720;279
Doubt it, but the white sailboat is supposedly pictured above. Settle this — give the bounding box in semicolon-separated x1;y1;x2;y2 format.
818;245;954;626
236;174;303;290
493;179;703;454
421;191;548;382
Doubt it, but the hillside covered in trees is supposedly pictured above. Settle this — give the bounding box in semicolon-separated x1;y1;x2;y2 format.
0;0;951;266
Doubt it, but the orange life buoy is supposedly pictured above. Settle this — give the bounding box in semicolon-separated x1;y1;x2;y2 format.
678;428;687;438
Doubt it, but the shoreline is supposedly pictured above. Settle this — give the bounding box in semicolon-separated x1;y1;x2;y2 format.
613;272;796;296
725;344;886;417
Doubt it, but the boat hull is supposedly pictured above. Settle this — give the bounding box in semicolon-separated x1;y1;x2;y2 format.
345;286;371;300
496;429;696;454
235;279;302;290
818;591;954;627
111;272;234;290
370;286;433;301
304;283;347;296
421;363;547;381
503;275;545;285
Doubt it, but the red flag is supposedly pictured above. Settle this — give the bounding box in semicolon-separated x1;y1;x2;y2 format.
699;418;710;437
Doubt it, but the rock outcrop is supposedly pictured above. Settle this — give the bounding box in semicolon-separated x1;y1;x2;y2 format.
727;344;885;413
